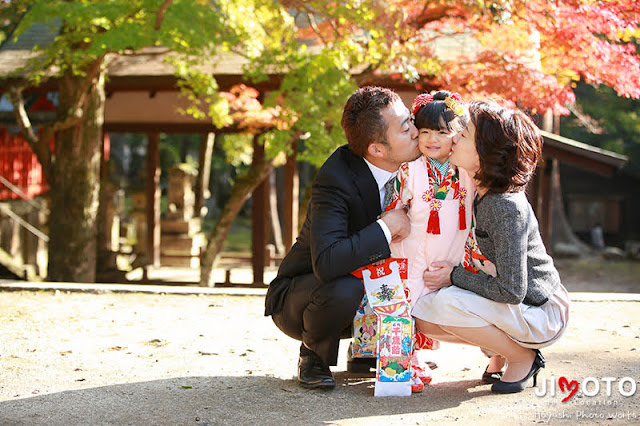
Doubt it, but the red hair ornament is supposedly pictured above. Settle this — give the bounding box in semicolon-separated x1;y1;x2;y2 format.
411;93;434;115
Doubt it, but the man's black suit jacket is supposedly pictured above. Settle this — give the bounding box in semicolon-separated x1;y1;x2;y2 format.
265;145;391;316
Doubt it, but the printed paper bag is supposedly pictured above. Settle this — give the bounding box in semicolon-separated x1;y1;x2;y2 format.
353;295;377;357
360;258;412;397
351;258;409;359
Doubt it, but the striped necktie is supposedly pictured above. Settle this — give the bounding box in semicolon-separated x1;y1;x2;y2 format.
382;176;395;210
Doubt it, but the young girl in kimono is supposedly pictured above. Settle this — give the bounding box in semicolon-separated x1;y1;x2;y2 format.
386;90;476;390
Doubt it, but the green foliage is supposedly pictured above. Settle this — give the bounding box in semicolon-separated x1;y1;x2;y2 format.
172;58;232;127
248;45;357;167
3;0;235;130
221;215;252;252
220;0;296;57
561;82;640;177
220;133;254;168
159;133;200;175
9;0;227;65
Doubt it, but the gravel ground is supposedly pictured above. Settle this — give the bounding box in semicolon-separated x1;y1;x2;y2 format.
0;285;639;425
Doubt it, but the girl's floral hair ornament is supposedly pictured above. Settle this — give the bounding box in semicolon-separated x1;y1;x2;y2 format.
445;93;466;116
411;93;434;115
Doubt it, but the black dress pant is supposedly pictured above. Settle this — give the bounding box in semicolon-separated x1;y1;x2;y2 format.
271;273;364;366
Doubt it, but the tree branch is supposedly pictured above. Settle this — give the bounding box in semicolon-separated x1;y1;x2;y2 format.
155;0;175;30
9;56;106;184
118;47;173;57
229;46;255;61
409;4;468;30
305;11;328;45
8;87;38;145
54;56;106;136
8;86;53;183
326;18;342;40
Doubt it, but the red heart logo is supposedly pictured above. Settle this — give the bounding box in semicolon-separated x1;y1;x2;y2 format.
558;376;578;402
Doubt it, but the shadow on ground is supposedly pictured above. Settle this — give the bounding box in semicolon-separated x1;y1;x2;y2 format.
0;376;486;425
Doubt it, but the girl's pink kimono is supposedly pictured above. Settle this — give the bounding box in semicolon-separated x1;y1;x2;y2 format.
387;156;476;313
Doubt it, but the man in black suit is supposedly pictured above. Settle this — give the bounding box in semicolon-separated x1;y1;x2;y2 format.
264;86;420;389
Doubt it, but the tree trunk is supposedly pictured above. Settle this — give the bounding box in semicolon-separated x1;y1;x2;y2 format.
541;112;588;254
47;70;105;282
199;152;276;286
550;158;589;251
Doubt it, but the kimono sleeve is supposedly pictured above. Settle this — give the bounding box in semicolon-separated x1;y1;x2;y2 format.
385;162;413;212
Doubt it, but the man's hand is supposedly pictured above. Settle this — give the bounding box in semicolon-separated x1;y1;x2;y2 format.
380;209;410;242
423;260;455;291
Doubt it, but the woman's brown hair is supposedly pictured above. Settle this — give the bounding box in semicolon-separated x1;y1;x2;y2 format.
469;101;542;194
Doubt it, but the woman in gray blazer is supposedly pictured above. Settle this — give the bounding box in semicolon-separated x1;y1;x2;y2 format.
412;100;570;394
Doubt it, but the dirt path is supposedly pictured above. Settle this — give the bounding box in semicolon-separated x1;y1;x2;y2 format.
1;288;639;425
554;257;640;294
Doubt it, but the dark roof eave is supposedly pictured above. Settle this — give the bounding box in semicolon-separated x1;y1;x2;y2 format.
0;73;285;93
541;130;627;170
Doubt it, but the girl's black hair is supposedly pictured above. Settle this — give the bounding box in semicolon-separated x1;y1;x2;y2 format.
414;90;469;133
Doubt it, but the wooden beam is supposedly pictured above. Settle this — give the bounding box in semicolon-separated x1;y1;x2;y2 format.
0;74;284;93
283;143;299;250
251;135;268;286
146;132;161;267
105;122;240;134
542;144;617;177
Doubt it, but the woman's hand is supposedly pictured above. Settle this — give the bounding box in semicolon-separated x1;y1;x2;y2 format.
423;260;455;291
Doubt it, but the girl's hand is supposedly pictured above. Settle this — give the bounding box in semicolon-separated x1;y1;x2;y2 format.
423;260;455;291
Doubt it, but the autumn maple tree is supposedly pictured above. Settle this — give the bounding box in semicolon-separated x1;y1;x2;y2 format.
280;0;639;113
444;0;640;114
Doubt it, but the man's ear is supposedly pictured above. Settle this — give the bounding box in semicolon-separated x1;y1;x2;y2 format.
367;142;386;159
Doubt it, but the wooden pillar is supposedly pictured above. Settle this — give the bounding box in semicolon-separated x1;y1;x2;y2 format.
146;132;161;267
528;165;540;212
195;132;215;218
536;157;553;249
268;169;284;255
283;142;299;250
532;158;544;219
548;158;562;248
251;135;268;286
100;131;110;180
97;131;108;255
538;110;555;249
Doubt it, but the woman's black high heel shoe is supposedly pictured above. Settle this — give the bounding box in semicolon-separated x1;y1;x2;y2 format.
482;366;504;384
491;350;545;394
